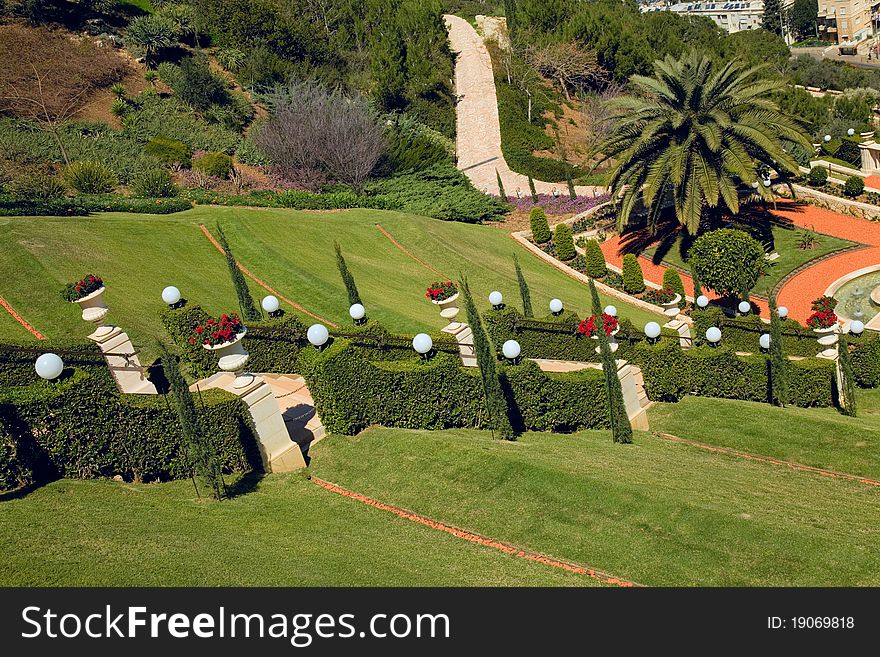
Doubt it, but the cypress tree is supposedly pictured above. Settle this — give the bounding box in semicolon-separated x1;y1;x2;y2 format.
691;265;703;300
567;170;577;200
216;224;261;322
590;278;632;444
837;334;857;417
529;207;551;243
528;175;538;203
662;268;686;307
461;278;515;440
159;343;225;499
622;253;646;294
768;294;789;407
496;168;507;199
371;29;407;111
554;223;576;261
513;253;533;317
504;0;517;35
334;241;362;306
584;239;607;278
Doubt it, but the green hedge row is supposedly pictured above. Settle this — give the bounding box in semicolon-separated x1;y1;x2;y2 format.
298;339;609;436
0;344;260;491
851;333;880;387
632;341;835;407
691;307;819;357
0;194;193;217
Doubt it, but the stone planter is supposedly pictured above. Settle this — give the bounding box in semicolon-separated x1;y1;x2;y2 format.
661;294;682;318
813;323;840;359
203;328;254;389
861;131;875;141
431;291;460;323
73;286;114;338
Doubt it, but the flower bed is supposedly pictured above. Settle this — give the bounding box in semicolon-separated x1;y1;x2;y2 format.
61;275;103;302
505;193;609;217
191;313;245;346
577;313;618;337
806;295;839;329
426;281;457;302
643;287;678;305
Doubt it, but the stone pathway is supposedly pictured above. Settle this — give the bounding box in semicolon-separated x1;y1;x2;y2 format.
444;14;604;198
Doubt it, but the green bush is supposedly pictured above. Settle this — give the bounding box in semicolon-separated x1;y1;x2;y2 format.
110;98;129;117
234;135;270;167
381;116;452;174
622;253;646;294
0;343;260;490
8;172;66;200
131;168;177;198
530;207;552;243
193;152;234;179
0;193;192;216
63;160;117;194
844;175;865;197
123;95;241;154
851;333;880;387
144;136;192;169
583;239;607;278
632;340;835;407
837;138;862;166
691;306;818;356
662;268;686;307
808;166;828;185
688;228;764;298
554;223;576;261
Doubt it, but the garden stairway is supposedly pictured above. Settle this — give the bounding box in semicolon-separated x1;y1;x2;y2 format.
443;321;477;367
89;327;157;395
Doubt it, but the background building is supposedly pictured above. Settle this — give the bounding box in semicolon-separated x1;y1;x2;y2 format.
817;0;876;45
641;1;765;34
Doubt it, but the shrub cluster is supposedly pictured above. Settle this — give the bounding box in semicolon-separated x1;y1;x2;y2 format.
0;194;192;216
691;306;817;356
131;169;177;198
809;166;829;186
193;152;234;179
64;160;117;194
844;175;865;197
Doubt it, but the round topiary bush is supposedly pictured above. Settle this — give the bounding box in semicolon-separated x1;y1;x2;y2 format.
844;175;865;197
144;137;192;170
63;160;117;194
622;254;645;294
530;207;551;244
193;152;233;179
554;223;576;261
662;268;686;306
808;166;828;186
688;228;764;299
132;168;177;198
584;239;607;278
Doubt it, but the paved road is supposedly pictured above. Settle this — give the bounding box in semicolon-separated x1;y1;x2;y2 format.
444;14;604;198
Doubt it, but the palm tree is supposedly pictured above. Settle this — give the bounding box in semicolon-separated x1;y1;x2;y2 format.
596;52;812;234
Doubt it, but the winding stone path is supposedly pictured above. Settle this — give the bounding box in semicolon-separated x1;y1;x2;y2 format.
444;14;603;198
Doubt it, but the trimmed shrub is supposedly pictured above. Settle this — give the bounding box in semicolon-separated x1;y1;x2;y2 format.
844;175;865;197
691;306;818;356
688;228;764;298
808;166;828;186
529;207;551;243
836;138;862;166
622;254;646;294
662;268;686;307
193;152;233;179
131;168;177;198
63;160;116;194
144;136;192;169
554;223;576;261
583;239;607;278
851;333;880;387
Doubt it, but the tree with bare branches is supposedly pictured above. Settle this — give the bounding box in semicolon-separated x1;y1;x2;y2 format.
524;41;608;100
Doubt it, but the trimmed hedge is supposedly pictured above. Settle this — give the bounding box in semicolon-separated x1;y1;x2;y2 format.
0;343;259;490
852;332;880;387
632;340;835;407
0;194;192;216
554;223;576;261
845;175;865;197
530;207;551;244
584;239;607;278
622;254;646;294
662;268;686;307
691;306;818;356
298;339;609;435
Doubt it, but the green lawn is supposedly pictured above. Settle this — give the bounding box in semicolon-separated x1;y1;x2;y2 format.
648;389;880;480
0;208;663;359
310;426;880;586
642;222;856;297
0;474;593;586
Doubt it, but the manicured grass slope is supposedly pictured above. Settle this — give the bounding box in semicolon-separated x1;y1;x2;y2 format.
0;475;593;586
649;389;880;480
0;208;662;355
310;427;880;586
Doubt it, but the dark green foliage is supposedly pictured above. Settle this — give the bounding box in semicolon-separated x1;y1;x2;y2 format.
64;160;116;194
0;343;258;490
761;0;783;34
131;168;177;198
159;343;225;499
371;29;408;111
837;335;857;417
528;175;538;203
298;340;608;436
461;279;515;440
193;152;234;179
690;265;703;299
768;295;789;406
567;171;577;200
632;341;835;408
590;278;632;443
513;254;533;317
808;166;829;185
662;268;686;307
583;239;607;278
216;224;261;322
172;55;229;112
496;168;507;199
381;116;451;174
529;206;551;243
844;175;865;197
334;241;362;307
0;193;192;216
851;333;880;387
554;223;576;261
621;253;645;294
143;136;192;169
689;229;764;298
692;306;818;356
788;0;819;41
836;138;863;167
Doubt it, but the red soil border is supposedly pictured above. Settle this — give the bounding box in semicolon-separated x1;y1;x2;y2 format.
198;224;338;327
0;297;45;340
311;476;638;587
375;224;451;280
652;432;880;488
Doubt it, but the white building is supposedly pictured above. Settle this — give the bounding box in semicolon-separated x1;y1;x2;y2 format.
641;2;766;36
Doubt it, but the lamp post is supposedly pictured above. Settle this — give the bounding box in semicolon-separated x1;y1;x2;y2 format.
35;353;64;383
261;295;281;318
696;295;709;309
489;291;504;311
502;339;521;364
349;303;366;326
850;320;865;336
307;324;329;351
706;327;722;347
738;300;751;316
777;306;789;320
549;298;563;316
604;305;617;317
644;321;661;345
412;333;433;360
162;286;182;309
759;333;771;353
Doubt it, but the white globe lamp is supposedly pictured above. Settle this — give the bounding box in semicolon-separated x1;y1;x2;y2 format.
35;353;64;381
759;333;771;351
549;298;563;315
261;295;280;315
706;327;722;345
349;303;366;325
848;128;856;136
696;295;709;308
307;323;329;350
644;321;661;343
502;339;521;363
489;291;504;310
161;286;181;307
824;134;832;142
412;333;433;359
604;305;617;317
850;320;865;335
738;300;751;315
777;306;789;319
